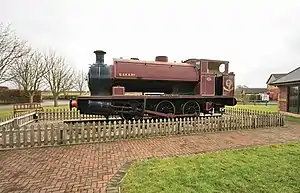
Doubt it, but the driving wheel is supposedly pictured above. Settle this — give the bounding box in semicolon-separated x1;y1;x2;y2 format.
155;100;176;115
182;100;201;115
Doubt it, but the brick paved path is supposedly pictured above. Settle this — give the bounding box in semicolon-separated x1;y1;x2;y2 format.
1;124;300;193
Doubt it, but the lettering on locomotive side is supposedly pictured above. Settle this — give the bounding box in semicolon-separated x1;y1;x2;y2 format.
118;72;136;77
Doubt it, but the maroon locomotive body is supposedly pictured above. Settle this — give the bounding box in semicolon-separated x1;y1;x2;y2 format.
70;50;237;120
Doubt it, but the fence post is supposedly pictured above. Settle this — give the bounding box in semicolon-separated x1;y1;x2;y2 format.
56;124;64;145
33;111;39;123
13;118;19;129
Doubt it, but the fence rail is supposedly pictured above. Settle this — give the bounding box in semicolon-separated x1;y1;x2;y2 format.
0;106;280;123
0;109;109;129
0;110;36;123
36;108;281;121
225;107;279;116
0;111;37;129
1;112;285;149
0;107;283;127
38;109;106;121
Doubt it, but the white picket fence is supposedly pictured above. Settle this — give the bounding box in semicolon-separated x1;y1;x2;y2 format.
0;110;285;149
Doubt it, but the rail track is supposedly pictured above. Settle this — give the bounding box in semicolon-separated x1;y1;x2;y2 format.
63;113;224;124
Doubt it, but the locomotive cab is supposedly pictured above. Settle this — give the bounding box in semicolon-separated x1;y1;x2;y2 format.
185;59;234;98
204;60;233;97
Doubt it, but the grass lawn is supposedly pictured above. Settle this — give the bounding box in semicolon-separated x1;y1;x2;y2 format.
233;104;278;112
0;105;68;119
121;142;300;193
233;104;300;123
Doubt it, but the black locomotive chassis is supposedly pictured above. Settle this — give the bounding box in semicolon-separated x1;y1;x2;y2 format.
75;95;237;120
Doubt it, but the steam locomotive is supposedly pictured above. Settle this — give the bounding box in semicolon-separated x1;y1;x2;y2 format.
69;50;237;120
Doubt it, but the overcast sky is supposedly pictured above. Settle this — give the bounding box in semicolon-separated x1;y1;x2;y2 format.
1;0;300;88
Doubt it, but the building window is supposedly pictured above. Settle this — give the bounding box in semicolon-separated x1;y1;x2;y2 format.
288;85;299;114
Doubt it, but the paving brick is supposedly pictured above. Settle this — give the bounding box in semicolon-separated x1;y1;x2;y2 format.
1;124;300;193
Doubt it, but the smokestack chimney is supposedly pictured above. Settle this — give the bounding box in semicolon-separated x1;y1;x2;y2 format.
94;50;106;64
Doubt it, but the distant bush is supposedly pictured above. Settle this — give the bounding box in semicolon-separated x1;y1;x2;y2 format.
248;94;262;102
41;91;89;100
42;94;78;100
0;89;42;104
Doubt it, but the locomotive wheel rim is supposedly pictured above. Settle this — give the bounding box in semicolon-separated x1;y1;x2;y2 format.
155;100;176;115
121;100;143;120
182;100;201;115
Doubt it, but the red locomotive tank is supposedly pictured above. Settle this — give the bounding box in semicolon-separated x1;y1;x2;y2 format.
112;57;198;82
111;56;200;94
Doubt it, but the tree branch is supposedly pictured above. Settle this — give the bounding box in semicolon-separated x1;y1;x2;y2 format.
43;50;75;106
0;22;30;84
9;48;48;103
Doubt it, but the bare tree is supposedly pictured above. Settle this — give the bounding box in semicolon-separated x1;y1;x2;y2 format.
44;51;74;106
74;70;87;95
235;85;249;105
10;49;48;103
0;23;29;83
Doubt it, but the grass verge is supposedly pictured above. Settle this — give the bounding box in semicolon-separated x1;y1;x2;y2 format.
121;142;300;193
0;105;68;119
233;104;278;112
233;104;300;123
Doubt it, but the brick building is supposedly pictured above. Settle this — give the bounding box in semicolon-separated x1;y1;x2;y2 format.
269;67;300;114
266;74;286;101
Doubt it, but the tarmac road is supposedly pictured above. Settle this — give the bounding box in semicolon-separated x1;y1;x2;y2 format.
0;100;69;110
